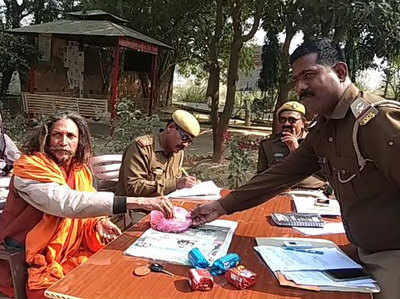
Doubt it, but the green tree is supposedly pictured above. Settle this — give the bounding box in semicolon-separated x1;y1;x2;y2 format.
31;0;79;24
260;0;400;117
0;31;36;97
382;56;400;101
182;0;263;162
0;1;76;97
2;0;32;28
212;0;263;162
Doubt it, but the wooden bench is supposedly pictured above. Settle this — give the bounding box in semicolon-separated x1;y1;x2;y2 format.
21;92;109;121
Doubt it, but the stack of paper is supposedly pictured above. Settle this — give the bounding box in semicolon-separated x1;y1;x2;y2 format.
254;237;379;293
288;190;341;216
294;222;345;236
166;180;221;200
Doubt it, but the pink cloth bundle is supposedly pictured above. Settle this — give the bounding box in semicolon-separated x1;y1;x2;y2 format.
150;207;192;233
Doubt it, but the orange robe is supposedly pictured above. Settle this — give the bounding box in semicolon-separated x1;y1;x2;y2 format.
13;153;104;291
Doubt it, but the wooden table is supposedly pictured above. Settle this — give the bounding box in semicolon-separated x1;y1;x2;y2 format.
45;196;370;299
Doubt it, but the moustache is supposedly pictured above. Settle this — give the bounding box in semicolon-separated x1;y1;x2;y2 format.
282;126;293;131
299;91;314;100
51;146;73;155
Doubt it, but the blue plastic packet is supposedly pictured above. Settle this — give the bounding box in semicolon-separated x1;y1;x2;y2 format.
209;253;240;276
188;248;210;269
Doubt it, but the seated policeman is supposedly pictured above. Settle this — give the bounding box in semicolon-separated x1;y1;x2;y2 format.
116;109;200;197
0;111;173;299
257;101;326;189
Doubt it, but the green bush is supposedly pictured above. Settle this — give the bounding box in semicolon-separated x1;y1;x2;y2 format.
225;132;259;188
174;85;206;103
94;98;163;154
1;105;30;148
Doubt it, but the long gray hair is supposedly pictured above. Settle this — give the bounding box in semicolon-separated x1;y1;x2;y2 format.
24;111;93;165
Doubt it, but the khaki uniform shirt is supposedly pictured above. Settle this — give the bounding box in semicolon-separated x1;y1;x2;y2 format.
115;134;183;197
257;135;326;189
220;84;400;253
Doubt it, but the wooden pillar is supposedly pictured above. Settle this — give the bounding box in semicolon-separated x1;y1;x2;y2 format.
110;41;121;121
28;66;35;93
149;53;158;116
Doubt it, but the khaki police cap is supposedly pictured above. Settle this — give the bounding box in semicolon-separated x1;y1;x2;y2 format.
276;101;306;116
172;110;200;137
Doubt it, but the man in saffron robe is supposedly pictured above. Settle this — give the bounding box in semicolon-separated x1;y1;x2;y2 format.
0;111;174;299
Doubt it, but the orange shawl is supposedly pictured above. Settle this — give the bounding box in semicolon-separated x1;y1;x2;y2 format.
14;153;104;290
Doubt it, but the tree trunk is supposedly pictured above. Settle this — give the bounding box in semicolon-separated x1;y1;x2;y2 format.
211;0;262;161
273;29;295;134
165;66;175;106
208;63;221;159
244;97;251;126
212;39;242;162
205;0;224;162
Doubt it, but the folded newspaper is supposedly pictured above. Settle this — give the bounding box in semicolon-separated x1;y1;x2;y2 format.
124;219;237;265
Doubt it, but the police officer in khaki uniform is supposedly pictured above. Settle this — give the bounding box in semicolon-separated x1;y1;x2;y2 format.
192;39;400;299
116;109;200;198
257;101;325;189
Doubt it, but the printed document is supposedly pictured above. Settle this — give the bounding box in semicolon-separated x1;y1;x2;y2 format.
254;246;362;272
281;271;377;289
294;222;345;236
254;237;379;293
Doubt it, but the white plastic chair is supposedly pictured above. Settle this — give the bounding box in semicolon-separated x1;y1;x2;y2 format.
0;176;11;213
90;154;122;191
90;154;134;230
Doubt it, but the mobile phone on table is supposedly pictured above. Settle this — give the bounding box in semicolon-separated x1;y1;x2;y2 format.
315;197;330;207
324;268;372;281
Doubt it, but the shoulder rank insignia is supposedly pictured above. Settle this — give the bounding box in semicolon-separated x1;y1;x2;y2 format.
350;97;378;126
135;135;153;147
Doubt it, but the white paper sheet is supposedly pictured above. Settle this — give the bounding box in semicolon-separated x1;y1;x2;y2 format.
254;246;362;272
166;180;221;200
294;222;345;236
281;271;377;288
124;219;237;265
289;190;341;216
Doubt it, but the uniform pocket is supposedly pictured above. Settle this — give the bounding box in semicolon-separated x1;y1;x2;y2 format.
150;162;165;180
352;162;390;200
333;157;359;184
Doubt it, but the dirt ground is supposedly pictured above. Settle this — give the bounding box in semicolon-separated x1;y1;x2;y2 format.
186;126;270;157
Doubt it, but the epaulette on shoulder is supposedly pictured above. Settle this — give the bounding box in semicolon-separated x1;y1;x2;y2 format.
350;94;379;126
135;135;153;147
